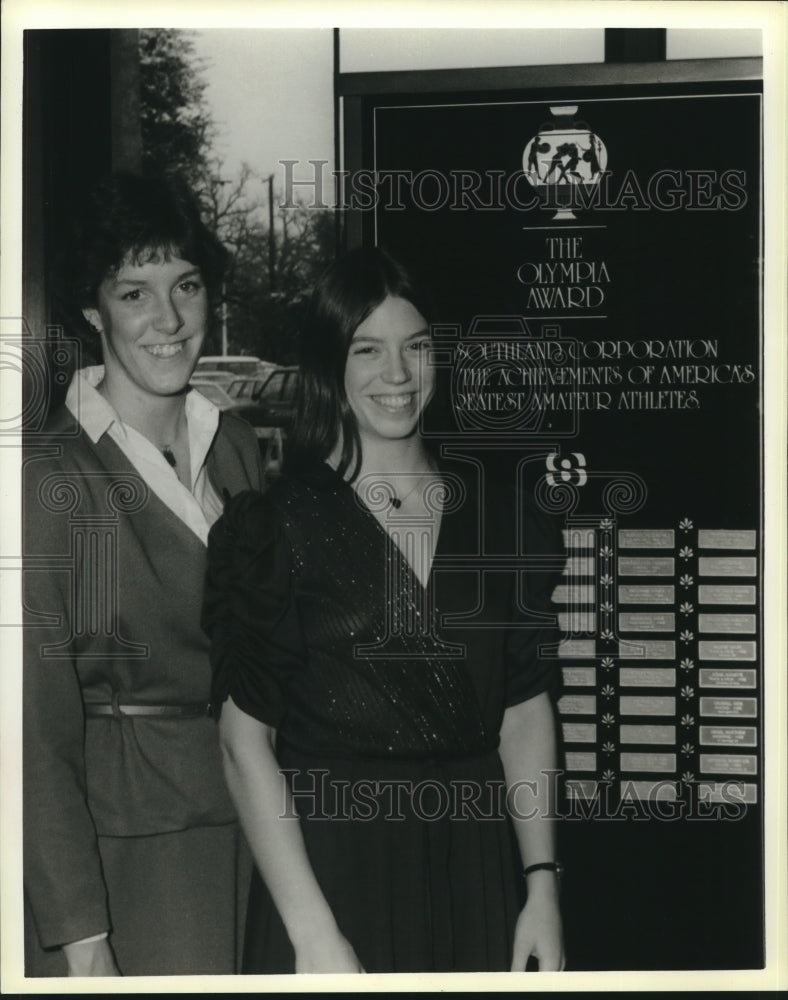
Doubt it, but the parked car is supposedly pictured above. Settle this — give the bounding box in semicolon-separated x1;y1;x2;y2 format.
188;381;236;409
189;380;284;475
196;355;275;379
226;366;299;429
188;369;235;386
224;377;266;402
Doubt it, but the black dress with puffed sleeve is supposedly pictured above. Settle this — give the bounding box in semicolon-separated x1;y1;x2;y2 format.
203;461;564;973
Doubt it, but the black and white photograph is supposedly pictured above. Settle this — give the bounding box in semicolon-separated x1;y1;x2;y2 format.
1;0;786;992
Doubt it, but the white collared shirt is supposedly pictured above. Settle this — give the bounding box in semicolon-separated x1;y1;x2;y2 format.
65;366;224;545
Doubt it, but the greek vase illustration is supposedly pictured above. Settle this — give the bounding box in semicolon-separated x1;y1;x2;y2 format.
523;104;608;220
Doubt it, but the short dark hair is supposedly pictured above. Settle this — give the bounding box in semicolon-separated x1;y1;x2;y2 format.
286;246;432;480
66;171;228;315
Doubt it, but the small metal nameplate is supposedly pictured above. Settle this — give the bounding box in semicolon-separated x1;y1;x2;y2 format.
618;529;675;549
620;752;676;773
698;585;757;605
699;697;757;718
561;666;596;687
558;639;596;658
558;611;595;632
699;754;757;775
552;584;594;604
698;614;756;634
565;751;597;771
698;529;756;550
563;556;594;576
618;585;675;605
618;557;675;577
699;668;756;689
699;726;757;747
619;695;676;716
558;694;597;715
699;557;757;577
698;781;757;804
565;780;599;800
620;724;676;745
619;667;675;688
621;780;677;802
699;640;757;661
562;722;597;743
619;612;676;632
618;640;676;660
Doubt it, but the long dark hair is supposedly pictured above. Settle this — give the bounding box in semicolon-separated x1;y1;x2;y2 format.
286;247;432;481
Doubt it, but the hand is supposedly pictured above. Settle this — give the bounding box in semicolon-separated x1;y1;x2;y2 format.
62;937;121;976
294;925;365;973
510;879;565;972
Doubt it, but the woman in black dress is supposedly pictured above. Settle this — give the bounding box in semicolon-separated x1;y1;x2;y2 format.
203;247;566;973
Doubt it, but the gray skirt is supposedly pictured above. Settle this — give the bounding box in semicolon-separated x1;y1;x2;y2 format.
25;821;251;977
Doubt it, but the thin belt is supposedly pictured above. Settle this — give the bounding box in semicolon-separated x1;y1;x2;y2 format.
84;698;211;719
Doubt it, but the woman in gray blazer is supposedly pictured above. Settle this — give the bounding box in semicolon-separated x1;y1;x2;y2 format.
23;172;264;976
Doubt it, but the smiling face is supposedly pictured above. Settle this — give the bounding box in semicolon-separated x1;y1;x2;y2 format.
344;295;434;447
82;251;208;410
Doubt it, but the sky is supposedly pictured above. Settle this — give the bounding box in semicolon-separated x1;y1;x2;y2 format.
191;30;335;202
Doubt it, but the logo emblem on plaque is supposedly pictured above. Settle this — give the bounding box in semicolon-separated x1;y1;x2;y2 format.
523;105;608;220
546;451;587;486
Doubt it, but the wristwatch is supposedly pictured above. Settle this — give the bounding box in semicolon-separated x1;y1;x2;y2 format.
523;861;565;880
